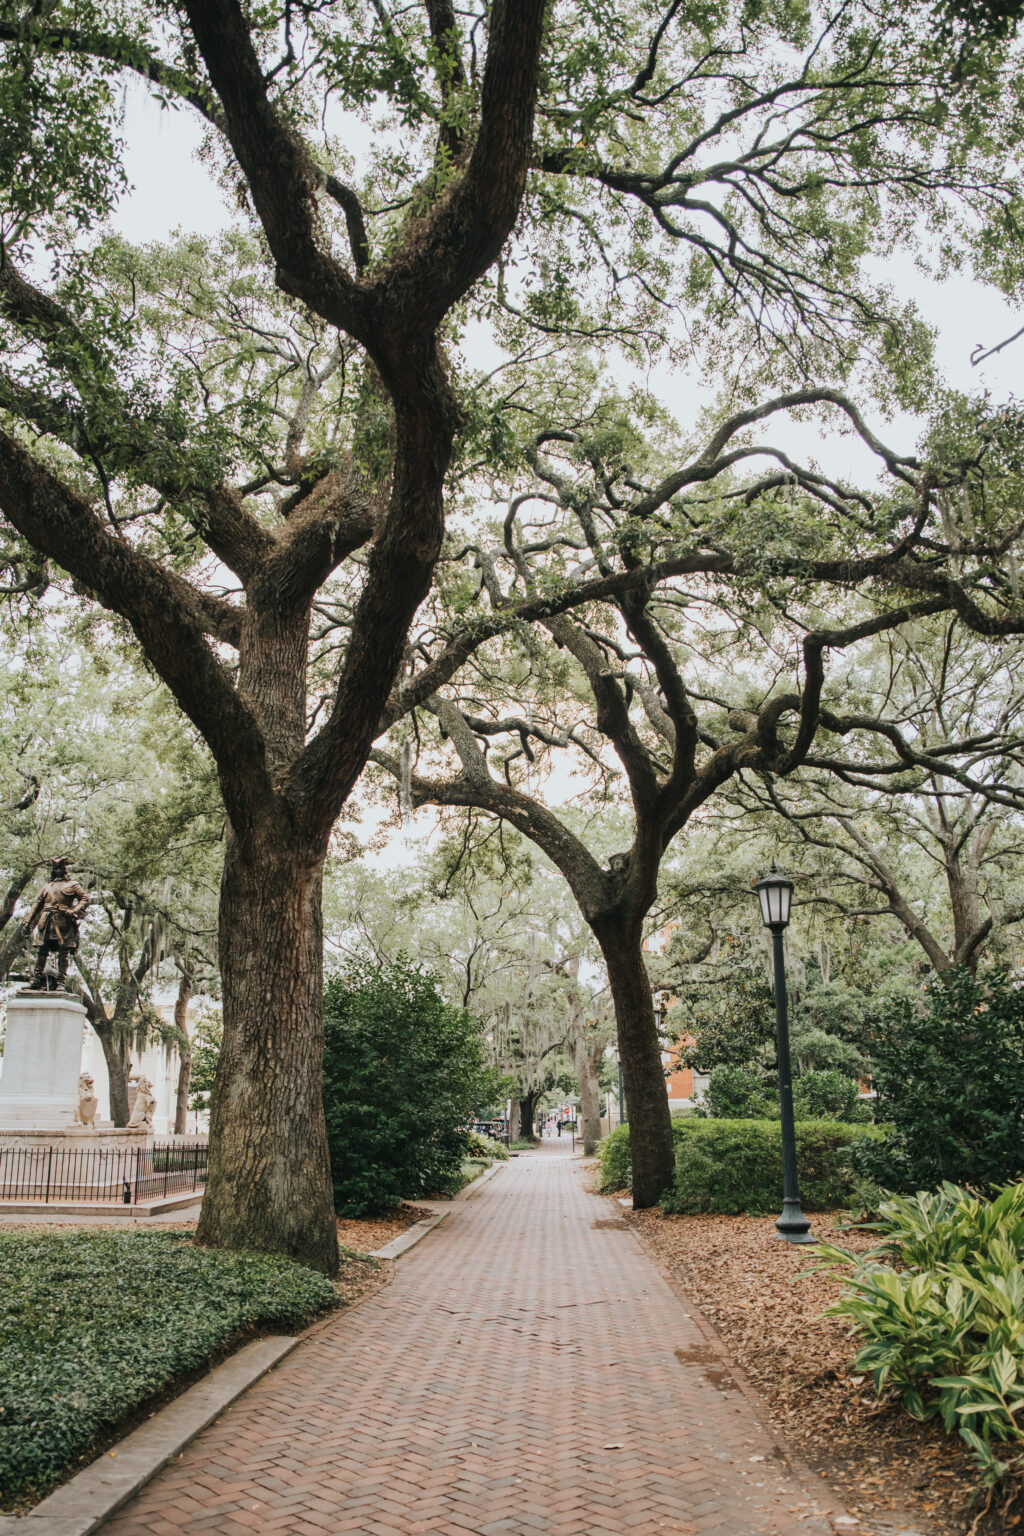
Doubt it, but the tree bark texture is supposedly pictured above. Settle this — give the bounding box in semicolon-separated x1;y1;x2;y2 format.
196;836;338;1274
508;1097;521;1143
94;1023;131;1128
0;0;550;1272
598;932;674;1207
520;1088;540;1138
574;1035;604;1156
173;970;193;1136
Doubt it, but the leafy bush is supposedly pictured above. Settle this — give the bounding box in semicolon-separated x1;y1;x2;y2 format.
465;1130;509;1160
699;1065;869;1123
819;1182;1024;1486
0;1230;336;1508
663;1119;880;1215
598;1118;880;1211
793;1069;872;1123
323;957;497;1215
702;1064;779;1119
853;968;1024;1193
597;1124;632;1191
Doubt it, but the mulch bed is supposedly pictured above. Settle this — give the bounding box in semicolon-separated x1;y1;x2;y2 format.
336;1202;433;1254
624;1204;1019;1536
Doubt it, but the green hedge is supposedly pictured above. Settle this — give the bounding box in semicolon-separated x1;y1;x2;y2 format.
598;1118;882;1213
0;1230;337;1509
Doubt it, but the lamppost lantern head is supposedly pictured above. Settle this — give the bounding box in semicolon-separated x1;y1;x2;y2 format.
755;864;794;930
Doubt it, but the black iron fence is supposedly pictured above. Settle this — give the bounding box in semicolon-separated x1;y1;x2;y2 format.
0;1139;208;1205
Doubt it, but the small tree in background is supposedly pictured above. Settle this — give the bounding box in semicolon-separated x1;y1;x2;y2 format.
854;969;1024;1192
323;958;497;1216
188;1008;224;1120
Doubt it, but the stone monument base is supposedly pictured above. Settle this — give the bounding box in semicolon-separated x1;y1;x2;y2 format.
0;1125;157;1203
0;991;89;1129
0;1125;154;1149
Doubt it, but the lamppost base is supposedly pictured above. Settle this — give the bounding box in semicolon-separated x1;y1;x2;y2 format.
775;1200;814;1244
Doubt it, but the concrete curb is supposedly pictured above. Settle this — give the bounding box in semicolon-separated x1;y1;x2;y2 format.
372;1211;446;1259
0;1335;300;1536
370;1158;505;1260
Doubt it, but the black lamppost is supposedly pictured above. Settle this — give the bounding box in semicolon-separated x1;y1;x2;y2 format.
755;866;813;1245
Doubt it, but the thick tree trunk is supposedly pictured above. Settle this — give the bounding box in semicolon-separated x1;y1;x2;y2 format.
508;1097;521;1143
948;850;982;973
196;837;338;1275
598;933;674;1207
94;1024;131;1127
574;1036;604;1156
520;1088;540;1138
173;971;193;1136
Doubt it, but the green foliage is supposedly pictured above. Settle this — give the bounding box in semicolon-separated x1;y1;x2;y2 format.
597;1124;633;1193
674;961;866;1090
187;1008;223;1114
793;1070;873;1123
819;1182;1024;1486
663;1120;880;1215
675;974;775;1072
0;1229;336;1509
600;1119;880;1212
465;1130;509;1160
702;1064;779;1119
853;968;1024;1193
322;957;497;1215
700;1065;869;1121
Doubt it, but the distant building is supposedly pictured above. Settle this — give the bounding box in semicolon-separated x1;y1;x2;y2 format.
644;927;709;1112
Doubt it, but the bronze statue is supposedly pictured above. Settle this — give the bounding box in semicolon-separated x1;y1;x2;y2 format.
23;857;89;991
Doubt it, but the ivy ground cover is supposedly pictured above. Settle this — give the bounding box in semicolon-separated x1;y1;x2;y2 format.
0;1229;341;1510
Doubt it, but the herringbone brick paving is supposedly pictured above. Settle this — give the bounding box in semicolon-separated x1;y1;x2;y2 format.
98;1147;855;1536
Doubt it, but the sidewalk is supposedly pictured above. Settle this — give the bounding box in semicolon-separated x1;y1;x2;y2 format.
97;1147;851;1536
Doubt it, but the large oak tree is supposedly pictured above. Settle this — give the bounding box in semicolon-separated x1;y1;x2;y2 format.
1;0;1022;1245
372;391;1024;1204
0;0;547;1272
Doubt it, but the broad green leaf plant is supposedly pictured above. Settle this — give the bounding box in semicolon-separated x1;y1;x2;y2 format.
816;1181;1024;1485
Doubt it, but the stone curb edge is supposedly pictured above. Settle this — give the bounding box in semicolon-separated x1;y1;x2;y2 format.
0;1335;300;1536
370;1158;505;1260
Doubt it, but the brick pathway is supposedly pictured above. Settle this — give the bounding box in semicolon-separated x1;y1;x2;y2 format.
99;1148;853;1536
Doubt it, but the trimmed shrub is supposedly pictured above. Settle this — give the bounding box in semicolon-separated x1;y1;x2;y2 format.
597;1123;632;1192
323;957;497;1215
599;1118;881;1211
853;967;1024;1193
0;1230;336;1509
663;1119;879;1214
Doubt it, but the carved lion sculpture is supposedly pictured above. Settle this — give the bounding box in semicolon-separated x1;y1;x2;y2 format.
74;1072;99;1127
128;1074;157;1129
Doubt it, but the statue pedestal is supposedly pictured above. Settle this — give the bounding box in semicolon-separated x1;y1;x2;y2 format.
0;992;88;1130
